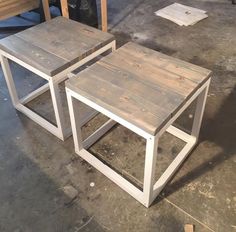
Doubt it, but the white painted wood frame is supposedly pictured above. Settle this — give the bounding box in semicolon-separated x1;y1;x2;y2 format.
66;78;211;207
0;40;116;140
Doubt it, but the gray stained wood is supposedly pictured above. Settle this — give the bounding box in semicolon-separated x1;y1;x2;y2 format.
0;16;114;76
66;42;212;135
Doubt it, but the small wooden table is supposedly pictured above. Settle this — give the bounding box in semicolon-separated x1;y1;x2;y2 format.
65;42;212;207
0;16;115;140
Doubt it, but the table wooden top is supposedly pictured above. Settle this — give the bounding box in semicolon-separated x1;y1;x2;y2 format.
0;16;114;76
66;42;212;135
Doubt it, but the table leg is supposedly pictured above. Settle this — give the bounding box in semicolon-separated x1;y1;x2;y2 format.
66;92;84;151
60;0;69;18
49;79;67;140
42;0;51;21
0;55;19;107
143;136;158;207
191;80;210;139
101;0;108;32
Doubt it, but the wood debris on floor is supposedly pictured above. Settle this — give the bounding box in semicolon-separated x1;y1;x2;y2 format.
155;3;208;26
184;224;195;232
62;185;78;200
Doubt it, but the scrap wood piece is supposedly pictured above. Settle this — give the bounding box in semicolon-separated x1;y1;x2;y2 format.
155;3;208;26
173;3;206;14
184;224;195;232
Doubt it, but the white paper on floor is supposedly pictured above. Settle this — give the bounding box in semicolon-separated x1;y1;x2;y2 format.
155;3;208;26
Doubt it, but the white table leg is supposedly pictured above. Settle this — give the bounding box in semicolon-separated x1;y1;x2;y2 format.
65;79;211;207
49;79;67;140
0;55;19;107
66;92;84;151
143;136;158;207
191;81;210;139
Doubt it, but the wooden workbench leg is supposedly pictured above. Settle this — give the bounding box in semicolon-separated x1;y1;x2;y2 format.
60;0;69;18
42;0;51;21
101;0;108;32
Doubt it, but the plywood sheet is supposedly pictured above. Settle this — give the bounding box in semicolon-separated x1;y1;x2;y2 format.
155;3;208;26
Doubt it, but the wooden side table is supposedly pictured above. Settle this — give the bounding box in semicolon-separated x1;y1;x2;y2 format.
0;16;115;140
65;42;212;207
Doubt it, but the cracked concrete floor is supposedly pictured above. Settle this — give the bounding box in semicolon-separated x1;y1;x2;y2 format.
0;0;236;231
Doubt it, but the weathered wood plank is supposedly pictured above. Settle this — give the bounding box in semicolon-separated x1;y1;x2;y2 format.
16;17;114;64
67;74;172;135
0;17;114;76
94;60;185;113
120;42;212;83
0;35;69;76
99;48;197;97
51;17;114;45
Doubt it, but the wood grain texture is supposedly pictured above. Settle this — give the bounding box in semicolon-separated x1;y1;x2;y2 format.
0;0;39;20
66;42;211;135
0;34;69;75
60;0;69;18
184;224;195;232
0;16;114;76
42;0;51;21
101;0;108;32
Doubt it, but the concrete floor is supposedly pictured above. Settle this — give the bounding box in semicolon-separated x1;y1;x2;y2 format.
0;0;236;231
